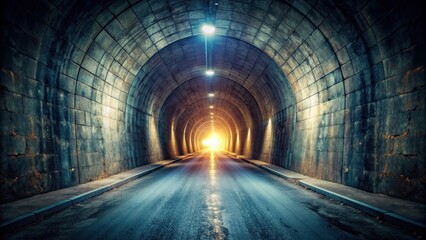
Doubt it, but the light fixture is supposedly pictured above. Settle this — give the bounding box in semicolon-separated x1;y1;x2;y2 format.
205;69;214;76
208;93;215;97
201;24;216;35
210;112;214;115
209;105;214;109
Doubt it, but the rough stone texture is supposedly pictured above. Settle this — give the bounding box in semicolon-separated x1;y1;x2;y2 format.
0;0;425;204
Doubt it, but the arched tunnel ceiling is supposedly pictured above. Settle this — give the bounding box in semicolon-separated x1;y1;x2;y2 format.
9;0;417;129
18;0;395;153
160;75;263;132
33;0;358;129
170;99;249;133
132;36;292;122
1;0;421;152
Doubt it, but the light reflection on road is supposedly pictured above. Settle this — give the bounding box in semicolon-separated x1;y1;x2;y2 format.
206;151;225;240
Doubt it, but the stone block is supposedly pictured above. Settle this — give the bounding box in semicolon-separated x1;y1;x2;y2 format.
1;135;26;155
0;43;16;71
96;8;114;27
25;137;40;155
410;109;426;136
292;49;305;65
17;32;40;60
62;60;80;79
362;27;377;48
2;90;23;114
79;65;96;87
324;69;343;88
383;74;402;98
317;17;335;39
75;95;91;112
117;8;139;29
308;82;318;97
79;164;104;183
149;0;168;13
13;53;37;79
372;8;404;42
76;125;92;139
361;0;391;26
34;154;52;173
306;53;319;69
95;30;115;51
330;96;345;112
63;93;75;109
328;81;344;99
312;65;324;80
393;136;424;158
70;47;86;66
0;110;11;135
322;55;339;75
76;82;92;98
0;67;17;93
336;48;350;64
286;56;298;72
315;44;333;63
11;113;33;136
383;115;409;137
317;89;328;103
23;96;41;117
284;7;304;29
344;74;360;94
16;76;36;99
132;2;151;19
295;18;315;41
301;3;317;21
341;61;354;79
75;110;85;125
351;54;370;74
328;34;344;51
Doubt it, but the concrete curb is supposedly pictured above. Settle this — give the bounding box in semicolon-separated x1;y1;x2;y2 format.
298;180;387;217
384;212;426;230
0;156;186;234
234;155;426;231
299;180;426;230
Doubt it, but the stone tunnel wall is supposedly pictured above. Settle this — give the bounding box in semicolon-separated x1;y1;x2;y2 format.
234;1;425;203
250;106;295;167
267;1;425;202
0;0;165;203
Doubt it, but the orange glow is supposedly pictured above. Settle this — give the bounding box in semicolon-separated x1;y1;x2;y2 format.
202;134;224;151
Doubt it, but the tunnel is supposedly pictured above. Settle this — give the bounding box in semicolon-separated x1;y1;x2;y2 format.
0;0;425;209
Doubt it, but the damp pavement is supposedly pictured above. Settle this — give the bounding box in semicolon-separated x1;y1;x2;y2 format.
1;152;424;239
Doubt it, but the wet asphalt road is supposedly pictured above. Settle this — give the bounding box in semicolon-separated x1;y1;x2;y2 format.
4;152;417;239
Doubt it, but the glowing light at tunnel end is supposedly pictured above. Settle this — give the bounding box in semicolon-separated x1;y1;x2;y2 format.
202;134;222;151
205;69;215;76
201;24;216;35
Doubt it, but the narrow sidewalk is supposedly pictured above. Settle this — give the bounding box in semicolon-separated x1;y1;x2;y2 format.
0;155;189;233
229;153;426;231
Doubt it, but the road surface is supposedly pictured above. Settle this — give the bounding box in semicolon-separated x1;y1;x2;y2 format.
4;151;416;239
